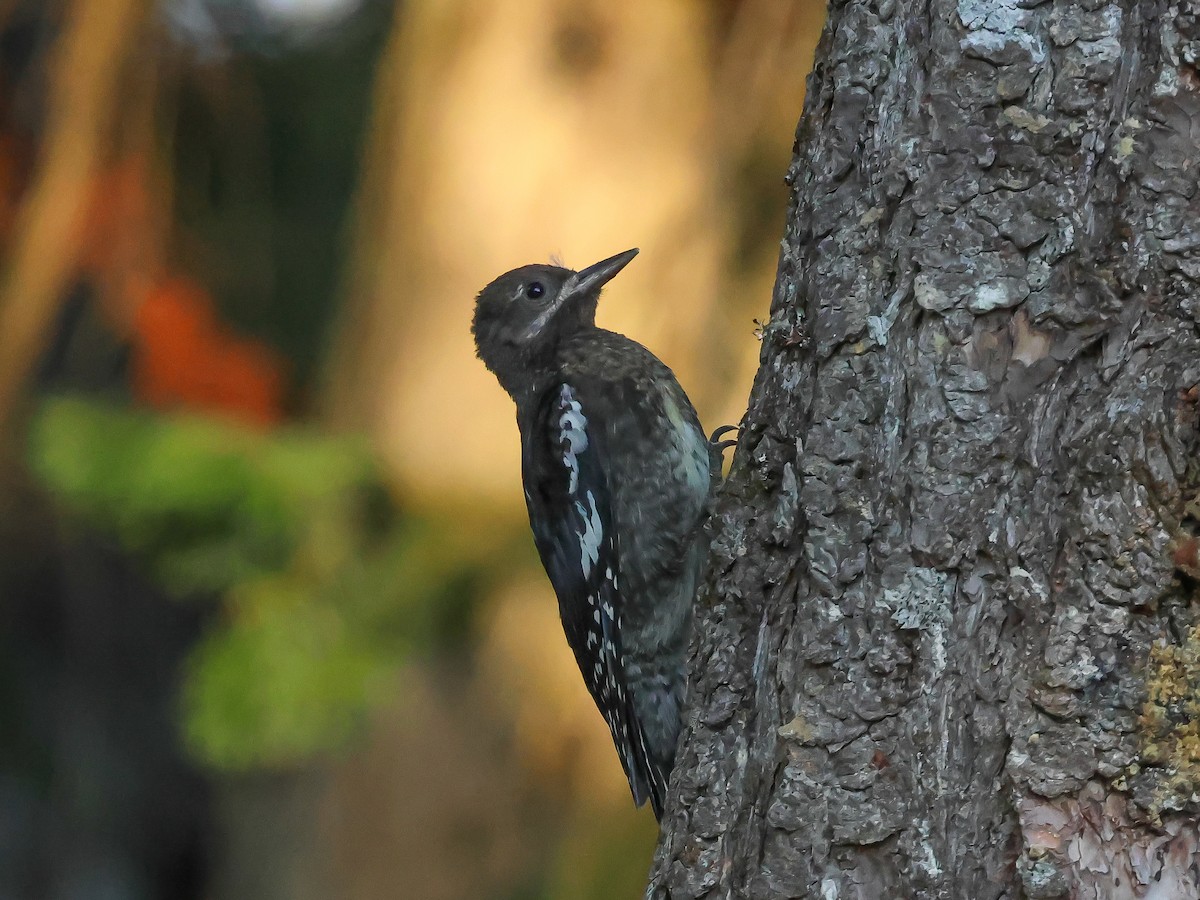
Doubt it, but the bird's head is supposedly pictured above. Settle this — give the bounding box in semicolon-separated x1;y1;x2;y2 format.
472;248;638;398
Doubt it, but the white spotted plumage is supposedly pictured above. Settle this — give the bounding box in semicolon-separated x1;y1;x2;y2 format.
573;491;603;576
554;384;632;793
556;386;606;578
557;384;588;495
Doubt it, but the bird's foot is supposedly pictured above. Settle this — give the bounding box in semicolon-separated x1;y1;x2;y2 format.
709;424;739;456
707;424;739;493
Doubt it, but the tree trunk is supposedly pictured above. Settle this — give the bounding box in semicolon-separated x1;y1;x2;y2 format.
650;0;1200;897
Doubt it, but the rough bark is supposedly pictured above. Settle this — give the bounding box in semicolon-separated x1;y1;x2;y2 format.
649;0;1200;897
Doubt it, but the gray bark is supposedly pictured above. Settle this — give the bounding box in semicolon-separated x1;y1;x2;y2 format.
649;0;1200;897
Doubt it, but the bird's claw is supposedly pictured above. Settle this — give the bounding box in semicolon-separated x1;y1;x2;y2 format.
709;424;739;455
707;425;739;497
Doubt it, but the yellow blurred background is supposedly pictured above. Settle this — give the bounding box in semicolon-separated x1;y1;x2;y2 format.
0;0;823;897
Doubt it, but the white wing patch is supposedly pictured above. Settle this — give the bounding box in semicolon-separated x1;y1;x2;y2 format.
574;490;603;577
557;384;588;495
556;384;604;577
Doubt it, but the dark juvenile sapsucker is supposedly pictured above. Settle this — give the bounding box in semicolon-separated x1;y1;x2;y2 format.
472;248;711;820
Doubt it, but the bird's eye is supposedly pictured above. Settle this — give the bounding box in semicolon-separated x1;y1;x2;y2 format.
526;282;545;299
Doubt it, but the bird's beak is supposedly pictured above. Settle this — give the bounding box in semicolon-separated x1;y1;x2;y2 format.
522;248;639;342
565;248;639;301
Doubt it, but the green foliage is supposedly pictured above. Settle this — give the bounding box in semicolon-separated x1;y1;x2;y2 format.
30;397;373;594
29;397;478;771
182;576;387;770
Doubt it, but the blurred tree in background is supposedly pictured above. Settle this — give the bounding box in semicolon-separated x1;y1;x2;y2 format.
0;0;824;897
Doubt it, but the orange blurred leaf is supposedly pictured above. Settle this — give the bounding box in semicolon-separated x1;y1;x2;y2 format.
132;275;286;427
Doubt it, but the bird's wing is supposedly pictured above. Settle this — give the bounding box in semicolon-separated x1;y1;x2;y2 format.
521;381;667;817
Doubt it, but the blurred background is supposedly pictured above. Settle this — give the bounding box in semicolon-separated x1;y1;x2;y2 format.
0;0;822;897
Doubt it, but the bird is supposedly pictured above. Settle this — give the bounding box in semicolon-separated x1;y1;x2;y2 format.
472;248;713;820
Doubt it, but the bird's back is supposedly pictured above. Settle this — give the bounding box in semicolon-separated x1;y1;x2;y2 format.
558;328;710;614
554;328;710;804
